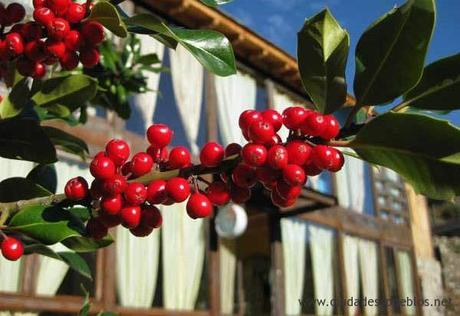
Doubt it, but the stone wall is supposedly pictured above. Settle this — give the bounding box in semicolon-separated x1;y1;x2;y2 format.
417;257;445;316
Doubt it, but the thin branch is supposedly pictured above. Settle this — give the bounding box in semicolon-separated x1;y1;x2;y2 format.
325;140;352;147
391;100;410;112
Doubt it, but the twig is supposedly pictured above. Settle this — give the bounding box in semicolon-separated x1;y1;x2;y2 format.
325;140;351;147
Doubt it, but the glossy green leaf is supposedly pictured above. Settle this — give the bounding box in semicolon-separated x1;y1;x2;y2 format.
0;78;30;119
354;0;436;105
61;235;113;253
24;244;92;280
349;112;460;200
88;1;128;38
402;53;460;110
32;74;98;109
297;9;349;114
42;126;89;159
125;14;236;76
27;164;57;193
200;0;234;7
0;177;51;202
137;53;161;65
0;118;57;163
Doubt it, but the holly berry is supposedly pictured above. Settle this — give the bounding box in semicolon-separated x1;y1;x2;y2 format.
147;145;168;162
230;185;251;204
4;33;24;57
255;166;280;188
303;161;322;176
22;22;43;41
101;194;123;215
47;18;70;40
321;115;340;140
283;106;309;130
275;180;302;200
24;40;47;62
45;39;66;59
34;7;55;26
248;120;275;144
165;177;190;202
98;213;121;228
225;143;242;157
120;206;141;229
102;174;127;196
285;140;312;166
168;146;191;169
231;163;257;188
48;0;70;16
261;109;283;132
147;179;168;204
239;110;262;132
130;152;154;177
86;218;108;240
66;3;85;23
312;145;334;170
271;190;295;208
328;148;344;172
241;143;267;167
1;237;24;261
81;21;105;46
141;205;163;228
267;145;289;170
64;30;82;51
64;176;89;200
105;139;130;166
265;134;282;147
6;3;26;24
147;124;173;148
186;193;213;219
80;47;100;68
90;154;116;180
200;142;224;167
206;181;230;206
31;62;46;79
301;112;326;137
124;182;147;206
283;164;306;186
33;0;46;9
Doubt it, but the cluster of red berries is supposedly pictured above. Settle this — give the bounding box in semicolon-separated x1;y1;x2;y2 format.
1;236;24;261
0;1;104;79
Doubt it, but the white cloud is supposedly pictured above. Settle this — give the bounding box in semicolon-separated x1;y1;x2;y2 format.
266;14;293;43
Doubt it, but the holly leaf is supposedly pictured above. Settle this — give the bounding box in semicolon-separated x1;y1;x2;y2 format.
0;78;30;119
0;118;57;163
27;164;58;194
200;0;234;7
402;53;460;111
349;112;460;200
0;177;51;203
42;126;89;159
297;9;349;114
88;1;128;38
354;0;436;105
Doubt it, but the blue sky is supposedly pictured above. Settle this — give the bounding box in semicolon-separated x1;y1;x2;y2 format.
222;0;460;126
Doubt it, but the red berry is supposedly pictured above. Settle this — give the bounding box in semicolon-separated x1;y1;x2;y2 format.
16;58;33;76
120;205;141;229
248;120;275;144
4;33;24;57
101;194;123;215
267;145;289;170
48;0;70;16
283;106;309;130
312;145;334;170
60;50;79;70
141;205;162;228
241;143;267;167
66;3;85;23
81;21;104;45
321;115;341;140
165;177;190;202
328;148;344;172
1;237;23;261
33;0;47;9
21;22;43;41
168;146;191;169
231;164;257;188
206;181;230;206
90;154;116;180
301;112;326;137
64;30;82;51
45;39;66;59
200;142;224;167
80;47;100;68
47;18;70;40
124;182;147;206
31;62;46;79
98;213;121;228
147;145;168;162
224;143;242;157
261;109;283;132
230;185;251;204
130;224;154;237
24;40;47;62
146;179;168;204
121;162;132;177
283;164;306;186
303;161;322;176
130;152;153;177
255;166;280;187
102;174;127;195
34;7;55;26
285;140;312;166
147;124;173;148
86;218;108;240
271;190;295;208
90;179;104;199
239;110;262;132
64;176;89;200
106;139;130;166
6;3;26;24
275;180;302;200
264;134;282;147
186;193;213;219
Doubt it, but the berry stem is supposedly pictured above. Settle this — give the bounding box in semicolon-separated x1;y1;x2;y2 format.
325;140;351;147
85;0;93;17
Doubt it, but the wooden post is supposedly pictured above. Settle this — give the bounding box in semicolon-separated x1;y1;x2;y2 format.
379;243;393;316
337;232;349;316
269;209;285;316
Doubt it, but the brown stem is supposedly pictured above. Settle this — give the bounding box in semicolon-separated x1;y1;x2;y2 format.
325;140;351;147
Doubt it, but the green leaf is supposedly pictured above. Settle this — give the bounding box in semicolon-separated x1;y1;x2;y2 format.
200;0;234;7
297;9;349;114
137;53;161;65
24;243;92;280
349;112;460;200
0;78;30;119
354;0;436;105
0;118;57;163
27;164;57;193
402;53;460;110
79;286;91;316
42;126;89;159
32;74;98;109
62;235;113;253
88;1;128;38
125;14;236;76
0;177;51;202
